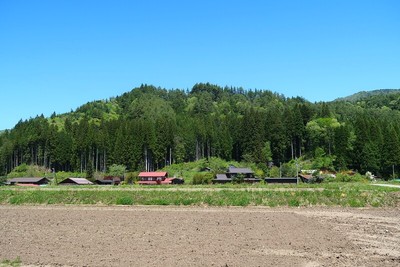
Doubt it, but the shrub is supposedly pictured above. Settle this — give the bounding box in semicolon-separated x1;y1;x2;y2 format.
281;162;297;177
1;257;22;267
269;166;280;177
192;173;213;185
254;168;265;179
124;172;138;184
232;173;245;183
108;164;127;177
326;173;368;183
13;164;28;173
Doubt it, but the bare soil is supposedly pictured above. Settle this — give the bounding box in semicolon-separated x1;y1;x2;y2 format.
0;205;399;267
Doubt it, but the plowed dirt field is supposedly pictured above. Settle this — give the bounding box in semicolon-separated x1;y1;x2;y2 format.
0;205;399;266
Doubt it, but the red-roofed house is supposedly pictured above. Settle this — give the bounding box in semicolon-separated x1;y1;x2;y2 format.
138;172;169;185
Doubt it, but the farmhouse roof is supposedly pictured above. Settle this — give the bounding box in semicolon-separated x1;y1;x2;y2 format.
7;177;49;184
215;174;229;180
299;174;313;180
138;172;168;177
228;167;254;174
59;177;93;185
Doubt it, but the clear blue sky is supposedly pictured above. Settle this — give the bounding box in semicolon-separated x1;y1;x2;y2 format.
1;0;399;130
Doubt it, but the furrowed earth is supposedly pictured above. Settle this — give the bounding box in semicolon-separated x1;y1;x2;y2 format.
0;205;399;267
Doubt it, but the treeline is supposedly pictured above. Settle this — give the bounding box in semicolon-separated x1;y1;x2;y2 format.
1;83;400;178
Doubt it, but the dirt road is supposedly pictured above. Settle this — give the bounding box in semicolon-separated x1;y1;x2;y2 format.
0;205;399;267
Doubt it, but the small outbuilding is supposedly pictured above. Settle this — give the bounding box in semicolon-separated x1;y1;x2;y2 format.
168;177;185;184
265;177;298;184
58;177;93;186
6;177;50;186
95;176;121;185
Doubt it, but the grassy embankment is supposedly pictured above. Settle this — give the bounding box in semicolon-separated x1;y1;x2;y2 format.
0;183;398;207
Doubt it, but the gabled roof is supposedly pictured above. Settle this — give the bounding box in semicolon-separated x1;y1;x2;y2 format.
299;174;313;180
228;167;254;174
59;177;93;185
138;172;168;177
215;174;229;180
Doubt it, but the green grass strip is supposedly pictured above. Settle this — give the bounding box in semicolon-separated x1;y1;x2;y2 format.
0;185;398;207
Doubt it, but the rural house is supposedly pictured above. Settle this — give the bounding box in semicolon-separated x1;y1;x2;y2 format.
6;177;50;186
58;177;94;185
95;176;121;185
213;167;261;183
138;172;183;185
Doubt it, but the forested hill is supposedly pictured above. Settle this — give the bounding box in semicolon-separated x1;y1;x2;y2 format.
335;89;400;105
2;83;400;178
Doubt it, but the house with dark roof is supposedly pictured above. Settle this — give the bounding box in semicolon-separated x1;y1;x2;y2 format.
95;176;121;185
6;177;50;186
213;167;261;183
58;177;93;185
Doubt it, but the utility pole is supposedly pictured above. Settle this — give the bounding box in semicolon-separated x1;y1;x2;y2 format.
393;164;395;180
296;158;299;185
52;168;57;185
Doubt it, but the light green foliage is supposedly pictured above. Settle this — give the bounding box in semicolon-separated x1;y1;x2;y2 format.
312;147;334;170
108;164;126;177
306;117;341;154
54;171;85;180
269;166;280;177
254;168;265;178
281;162;297;177
1;257;21;267
7;164;50;178
1;183;398;207
325;173;368;183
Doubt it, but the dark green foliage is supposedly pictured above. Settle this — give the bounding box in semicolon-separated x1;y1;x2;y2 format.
1;85;400;179
335;89;400;103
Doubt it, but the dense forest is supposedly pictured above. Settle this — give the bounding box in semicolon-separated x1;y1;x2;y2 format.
1;83;400;178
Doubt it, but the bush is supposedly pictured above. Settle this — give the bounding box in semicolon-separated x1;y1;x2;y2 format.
108;164;126;177
13;164;28;173
192;173;213;185
281;162;297;177
232;173;245;183
325;173;368;183
269;166;280;177
124;172;138;184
